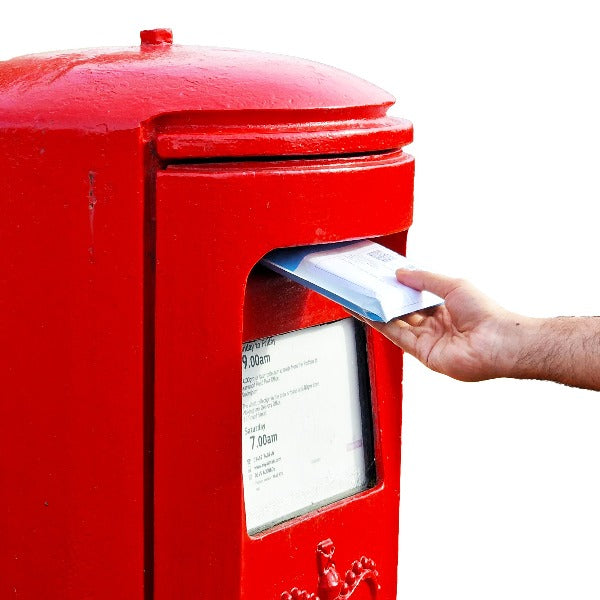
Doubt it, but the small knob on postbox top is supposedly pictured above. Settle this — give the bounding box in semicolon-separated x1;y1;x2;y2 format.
140;28;173;46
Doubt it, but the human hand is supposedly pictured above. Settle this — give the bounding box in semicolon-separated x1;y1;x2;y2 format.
356;270;523;382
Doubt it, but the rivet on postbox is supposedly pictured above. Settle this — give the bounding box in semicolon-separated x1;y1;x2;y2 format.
0;30;414;599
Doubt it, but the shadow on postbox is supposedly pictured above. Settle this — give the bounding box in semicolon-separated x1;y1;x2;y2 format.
0;29;413;600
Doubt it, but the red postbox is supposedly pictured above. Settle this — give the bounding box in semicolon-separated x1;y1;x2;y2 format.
0;30;414;599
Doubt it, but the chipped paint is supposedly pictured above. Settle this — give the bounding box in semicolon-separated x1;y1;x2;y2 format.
88;170;97;262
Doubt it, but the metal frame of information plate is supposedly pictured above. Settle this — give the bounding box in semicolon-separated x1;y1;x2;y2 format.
354;319;376;491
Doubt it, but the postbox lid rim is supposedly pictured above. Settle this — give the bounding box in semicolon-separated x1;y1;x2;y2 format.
0;44;398;130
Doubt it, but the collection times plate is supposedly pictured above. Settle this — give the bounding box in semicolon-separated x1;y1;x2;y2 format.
242;318;374;533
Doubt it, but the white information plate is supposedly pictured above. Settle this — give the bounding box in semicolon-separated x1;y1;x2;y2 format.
242;318;374;534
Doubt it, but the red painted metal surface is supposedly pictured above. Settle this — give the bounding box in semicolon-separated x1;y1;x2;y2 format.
155;117;413;160
0;36;400;131
0;30;413;599
155;154;411;599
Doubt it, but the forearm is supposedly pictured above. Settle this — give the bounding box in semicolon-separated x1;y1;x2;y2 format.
501;316;600;390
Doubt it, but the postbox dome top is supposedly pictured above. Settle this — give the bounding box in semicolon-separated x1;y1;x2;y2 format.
0;29;401;132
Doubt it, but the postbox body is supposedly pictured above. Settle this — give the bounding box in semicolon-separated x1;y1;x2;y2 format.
0;32;413;599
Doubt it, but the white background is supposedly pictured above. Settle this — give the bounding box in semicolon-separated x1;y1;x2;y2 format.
4;2;600;598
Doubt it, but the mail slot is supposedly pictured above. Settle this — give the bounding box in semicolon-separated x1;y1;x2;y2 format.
0;30;413;599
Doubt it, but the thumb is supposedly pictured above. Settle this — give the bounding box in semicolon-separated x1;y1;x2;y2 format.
395;269;459;299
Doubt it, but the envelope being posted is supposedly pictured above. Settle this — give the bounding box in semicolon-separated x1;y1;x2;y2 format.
261;240;444;323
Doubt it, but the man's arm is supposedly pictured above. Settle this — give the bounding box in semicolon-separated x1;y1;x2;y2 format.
507;315;600;389
358;269;600;391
